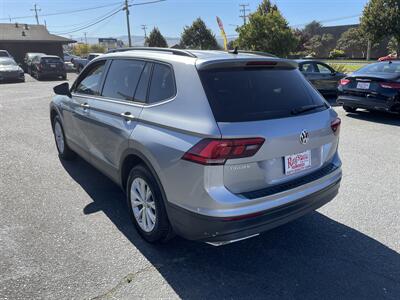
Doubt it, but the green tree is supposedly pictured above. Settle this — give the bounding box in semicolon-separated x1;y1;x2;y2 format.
304;33;334;57
72;43;90;56
337;27;369;58
387;36;399;54
361;0;400;54
303;20;322;38
180;18;219;50
90;44;106;53
236;0;297;57
146;27;168;47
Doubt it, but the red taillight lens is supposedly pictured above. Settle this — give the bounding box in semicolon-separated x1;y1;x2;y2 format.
182;138;265;165
331;117;341;135
340;79;350;85
379;82;400;89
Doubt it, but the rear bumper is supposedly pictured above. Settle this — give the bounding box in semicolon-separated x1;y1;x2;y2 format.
337;95;398;112
39;71;66;77
168;178;341;243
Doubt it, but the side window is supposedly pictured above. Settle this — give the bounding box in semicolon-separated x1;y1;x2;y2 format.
102;59;145;101
148;63;176;103
134;63;152;103
316;63;333;74
75;61;106;95
301;63;315;73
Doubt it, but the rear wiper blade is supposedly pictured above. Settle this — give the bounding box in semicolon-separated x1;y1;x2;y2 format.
291;104;327;115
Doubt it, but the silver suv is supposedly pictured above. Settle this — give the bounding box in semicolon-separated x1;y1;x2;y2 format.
50;48;342;245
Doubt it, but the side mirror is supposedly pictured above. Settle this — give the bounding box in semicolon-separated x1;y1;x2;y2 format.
54;82;72;98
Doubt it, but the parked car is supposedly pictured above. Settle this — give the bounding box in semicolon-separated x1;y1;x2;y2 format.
63;52;78;63
337;61;400;114
24;52;46;74
0;50;11;58
0;57;25;82
50;48;342;245
31;55;66;80
297;60;346;94
72;53;102;73
378;53;397;62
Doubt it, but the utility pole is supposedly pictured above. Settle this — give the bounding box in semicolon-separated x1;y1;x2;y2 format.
84;32;88;45
239;4;250;26
123;0;132;47
141;24;148;46
30;4;41;25
8;15;12;23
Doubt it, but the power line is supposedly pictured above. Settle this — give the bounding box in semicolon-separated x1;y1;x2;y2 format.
30;4;41;25
0;2;122;21
52;7;123;35
239;4;250;26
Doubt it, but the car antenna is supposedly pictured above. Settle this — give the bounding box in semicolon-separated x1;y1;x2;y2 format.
229;46;239;54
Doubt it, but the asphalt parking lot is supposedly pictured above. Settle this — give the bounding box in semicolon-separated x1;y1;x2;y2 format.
1;74;399;299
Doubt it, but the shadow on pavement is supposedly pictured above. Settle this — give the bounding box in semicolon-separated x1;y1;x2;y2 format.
61;157;400;300
344;110;400;126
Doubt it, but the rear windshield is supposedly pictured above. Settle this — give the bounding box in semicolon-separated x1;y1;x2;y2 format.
41;57;62;63
0;51;9;57
199;68;326;122
357;62;400;74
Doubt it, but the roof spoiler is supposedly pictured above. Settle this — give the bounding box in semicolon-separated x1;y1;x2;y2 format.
196;58;298;71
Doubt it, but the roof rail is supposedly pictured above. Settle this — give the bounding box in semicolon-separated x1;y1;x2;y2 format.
106;47;197;58
233;50;278;58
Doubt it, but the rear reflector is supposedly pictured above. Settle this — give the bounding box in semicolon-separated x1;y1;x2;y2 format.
339;79;350;85
331;117;341;136
246;61;277;66
379;82;400;89
182;138;265;165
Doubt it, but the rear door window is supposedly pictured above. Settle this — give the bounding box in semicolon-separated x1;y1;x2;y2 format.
134;62;153;103
102;59;145;101
199;68;326;122
148;63;176;103
315;63;333;74
74;61;106;96
300;63;315;73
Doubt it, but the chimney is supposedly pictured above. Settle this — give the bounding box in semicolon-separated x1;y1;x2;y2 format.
24;24;29;30
15;22;19;28
22;31;26;37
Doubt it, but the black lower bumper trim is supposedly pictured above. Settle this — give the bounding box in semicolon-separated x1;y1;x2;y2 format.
167;179;341;242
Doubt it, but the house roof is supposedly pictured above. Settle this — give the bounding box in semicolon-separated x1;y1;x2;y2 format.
0;23;75;43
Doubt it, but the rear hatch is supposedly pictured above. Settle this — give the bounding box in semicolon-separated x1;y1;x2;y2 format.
198;61;339;194
40;57;64;72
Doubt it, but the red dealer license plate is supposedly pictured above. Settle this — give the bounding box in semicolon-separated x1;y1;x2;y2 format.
284;150;312;175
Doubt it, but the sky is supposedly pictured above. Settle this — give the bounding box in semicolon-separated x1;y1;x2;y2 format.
0;0;369;40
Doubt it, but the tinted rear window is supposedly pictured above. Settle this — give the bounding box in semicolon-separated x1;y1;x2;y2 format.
357;62;400;74
102;59;145;101
199;68;326;122
0;51;9;57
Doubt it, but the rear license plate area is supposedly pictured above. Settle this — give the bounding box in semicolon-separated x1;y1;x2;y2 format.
356;82;370;89
284;150;312;175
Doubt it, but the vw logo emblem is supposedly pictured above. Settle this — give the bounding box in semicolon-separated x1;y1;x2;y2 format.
300;130;309;144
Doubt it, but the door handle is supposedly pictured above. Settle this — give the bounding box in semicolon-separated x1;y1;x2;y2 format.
80;103;90;109
121;112;135;121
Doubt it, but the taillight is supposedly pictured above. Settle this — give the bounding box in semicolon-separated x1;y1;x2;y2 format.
182;138;265;165
339;79;350;85
379;82;400;89
331;117;341;136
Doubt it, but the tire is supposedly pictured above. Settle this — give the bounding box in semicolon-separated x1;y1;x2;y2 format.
343;105;357;113
126;165;173;243
52;115;76;160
